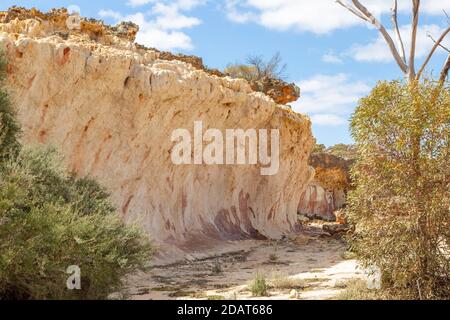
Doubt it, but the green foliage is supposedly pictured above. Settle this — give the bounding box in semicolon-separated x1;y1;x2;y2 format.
312;144;326;154
311;143;357;160
207;295;225;300
249;273;268;297
347;80;450;299
325;144;357;160
224;64;259;82
0;149;151;299
211;258;222;275
0;51;20;164
268;253;278;262
270;273;305;290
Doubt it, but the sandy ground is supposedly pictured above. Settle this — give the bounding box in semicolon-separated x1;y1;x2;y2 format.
123;226;365;300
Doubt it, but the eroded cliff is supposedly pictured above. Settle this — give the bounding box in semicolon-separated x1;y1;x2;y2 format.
0;8;314;260
298;153;352;221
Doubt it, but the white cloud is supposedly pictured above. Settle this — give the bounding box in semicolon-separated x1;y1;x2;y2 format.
226;10;254;24
350;24;450;63
137;28;194;51
372;0;450;15
175;0;206;11
225;0;255;23
291;73;371;126
152;3;201;30
99;9;123;21
127;0;205;9
420;0;450;15
226;0;365;34
322;52;343;64
99;0;204;51
126;0;155;7
224;0;450;34
68;5;81;15
310;114;347;126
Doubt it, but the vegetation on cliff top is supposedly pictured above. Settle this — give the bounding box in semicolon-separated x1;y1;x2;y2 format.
224;53;300;105
224;53;287;82
312;143;357;161
0;52;151;300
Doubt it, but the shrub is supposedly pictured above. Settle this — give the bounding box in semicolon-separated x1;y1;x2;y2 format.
268;253;278;262
312;144;326;154
249;273;268;297
347;80;450;299
270;273;305;290
325;144;357;160
311;143;357;160
335;280;385;300
224;52;287;82
224;64;259;82
0;51;20;164
211;258;222;275
207;295;225;300
0;149;152;299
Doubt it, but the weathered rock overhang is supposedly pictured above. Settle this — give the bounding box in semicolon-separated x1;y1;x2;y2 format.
0;7;315;260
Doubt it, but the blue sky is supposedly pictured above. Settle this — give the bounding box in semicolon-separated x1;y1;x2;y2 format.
2;1;449;146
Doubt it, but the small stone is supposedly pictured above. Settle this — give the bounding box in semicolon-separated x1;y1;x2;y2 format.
289;289;298;299
107;292;125;300
292;235;311;246
322;223;349;235
297;214;310;223
66;14;81;30
335;210;347;225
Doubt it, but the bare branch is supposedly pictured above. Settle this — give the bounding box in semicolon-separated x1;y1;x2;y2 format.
428;34;450;53
335;0;369;22
416;27;450;80
265;52;287;79
444;10;450;24
350;0;409;74
391;0;407;63
247;55;264;78
246;53;287;80
409;0;420;80
439;54;450;84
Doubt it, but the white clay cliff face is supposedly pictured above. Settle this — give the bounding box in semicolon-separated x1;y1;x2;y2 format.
0;15;314;259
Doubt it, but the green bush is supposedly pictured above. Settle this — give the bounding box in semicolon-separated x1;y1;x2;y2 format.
325;144;357;160
0;149;152;300
311;143;326;154
347;80;450;299
0;51;20;164
224;64;259;82
211;258;222;275
249;273;268;297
